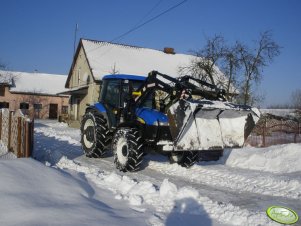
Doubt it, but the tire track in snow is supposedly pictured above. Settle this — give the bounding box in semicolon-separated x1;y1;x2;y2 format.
55;156;277;226
146;159;301;200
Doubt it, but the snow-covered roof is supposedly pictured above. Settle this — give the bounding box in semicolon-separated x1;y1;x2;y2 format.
78;39;235;93
0;70;68;95
81;39;195;79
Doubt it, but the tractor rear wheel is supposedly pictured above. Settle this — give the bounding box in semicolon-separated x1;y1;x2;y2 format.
112;128;144;172
169;151;199;168
81;110;110;158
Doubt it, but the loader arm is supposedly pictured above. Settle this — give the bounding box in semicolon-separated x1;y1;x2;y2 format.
124;70;260;151
130;70;226;113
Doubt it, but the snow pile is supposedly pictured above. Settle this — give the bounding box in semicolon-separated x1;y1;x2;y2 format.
56;156;276;226
0;158;149;226
222;143;301;173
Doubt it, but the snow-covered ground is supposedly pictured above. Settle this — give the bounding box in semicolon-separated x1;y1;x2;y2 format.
1;120;300;226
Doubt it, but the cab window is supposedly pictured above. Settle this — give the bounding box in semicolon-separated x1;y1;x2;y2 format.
101;80;120;107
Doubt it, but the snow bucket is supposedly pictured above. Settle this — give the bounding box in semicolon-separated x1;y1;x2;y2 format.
167;99;260;151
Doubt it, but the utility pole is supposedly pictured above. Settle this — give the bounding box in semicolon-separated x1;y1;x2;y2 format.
73;23;79;57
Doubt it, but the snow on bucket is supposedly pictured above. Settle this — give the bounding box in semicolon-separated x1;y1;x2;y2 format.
168;99;260;151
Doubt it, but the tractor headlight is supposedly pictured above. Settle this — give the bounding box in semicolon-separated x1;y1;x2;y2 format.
159;121;169;126
152;121;158;126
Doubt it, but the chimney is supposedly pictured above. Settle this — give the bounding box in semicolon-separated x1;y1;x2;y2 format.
163;47;175;54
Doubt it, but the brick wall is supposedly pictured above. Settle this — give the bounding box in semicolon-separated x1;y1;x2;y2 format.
0;86;69;119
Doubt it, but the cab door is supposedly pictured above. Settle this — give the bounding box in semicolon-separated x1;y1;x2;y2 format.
100;79;122;127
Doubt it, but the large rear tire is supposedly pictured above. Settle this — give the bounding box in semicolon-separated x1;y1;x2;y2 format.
112;128;144;172
80;110;110;158
169;151;199;168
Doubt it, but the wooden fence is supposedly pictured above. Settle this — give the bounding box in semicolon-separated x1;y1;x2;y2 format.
0;109;34;157
245;114;301;147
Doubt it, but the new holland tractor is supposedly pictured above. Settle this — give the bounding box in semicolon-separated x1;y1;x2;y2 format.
81;71;260;172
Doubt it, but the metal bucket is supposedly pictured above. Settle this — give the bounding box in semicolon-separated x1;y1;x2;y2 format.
167;99;260;151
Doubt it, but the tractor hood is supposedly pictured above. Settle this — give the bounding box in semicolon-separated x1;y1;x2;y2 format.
136;107;169;125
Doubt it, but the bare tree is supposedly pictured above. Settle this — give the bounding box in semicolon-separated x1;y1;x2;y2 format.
180;35;226;85
221;45;241;101
181;31;280;105
291;89;301;109
236;31;280;105
0;61;18;85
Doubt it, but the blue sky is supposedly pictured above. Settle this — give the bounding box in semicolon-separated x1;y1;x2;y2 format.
0;0;300;107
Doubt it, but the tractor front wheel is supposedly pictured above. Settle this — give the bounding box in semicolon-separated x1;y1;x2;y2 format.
112;128;144;172
81;110;110;158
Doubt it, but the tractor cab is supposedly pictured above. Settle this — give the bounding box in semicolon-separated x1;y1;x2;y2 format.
99;74;152;128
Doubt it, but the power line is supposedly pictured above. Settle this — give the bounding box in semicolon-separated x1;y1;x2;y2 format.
132;0;164;31
88;0;188;53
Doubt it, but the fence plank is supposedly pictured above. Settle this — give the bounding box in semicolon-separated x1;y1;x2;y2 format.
17;117;22;157
25;121;33;158
8;111;12;151
0;111;2;140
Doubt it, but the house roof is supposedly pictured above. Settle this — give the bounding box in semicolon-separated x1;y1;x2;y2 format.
0;70;68;95
81;39;197;80
66;38;235;93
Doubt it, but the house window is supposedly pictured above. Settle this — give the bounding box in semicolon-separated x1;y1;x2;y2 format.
0;86;5;96
62;105;68;114
0;102;9;108
20;102;29;109
34;103;42;110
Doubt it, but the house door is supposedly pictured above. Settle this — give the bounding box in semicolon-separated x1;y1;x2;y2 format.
49;104;58;119
75;98;81;120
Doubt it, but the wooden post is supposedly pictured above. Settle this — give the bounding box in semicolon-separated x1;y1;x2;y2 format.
25;122;29;157
262;118;266;147
0;111;2;140
296;121;300;143
25;119;34;158
8;111;12;152
17;117;22;157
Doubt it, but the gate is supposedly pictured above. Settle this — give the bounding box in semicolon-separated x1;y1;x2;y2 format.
0;109;34;157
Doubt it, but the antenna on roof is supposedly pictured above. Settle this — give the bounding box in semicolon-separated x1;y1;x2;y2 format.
73;23;79;57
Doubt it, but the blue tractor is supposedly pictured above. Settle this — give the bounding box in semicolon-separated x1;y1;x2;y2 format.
81;71;260;172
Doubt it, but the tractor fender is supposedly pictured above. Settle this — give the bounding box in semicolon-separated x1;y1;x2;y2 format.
85;104;110;128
